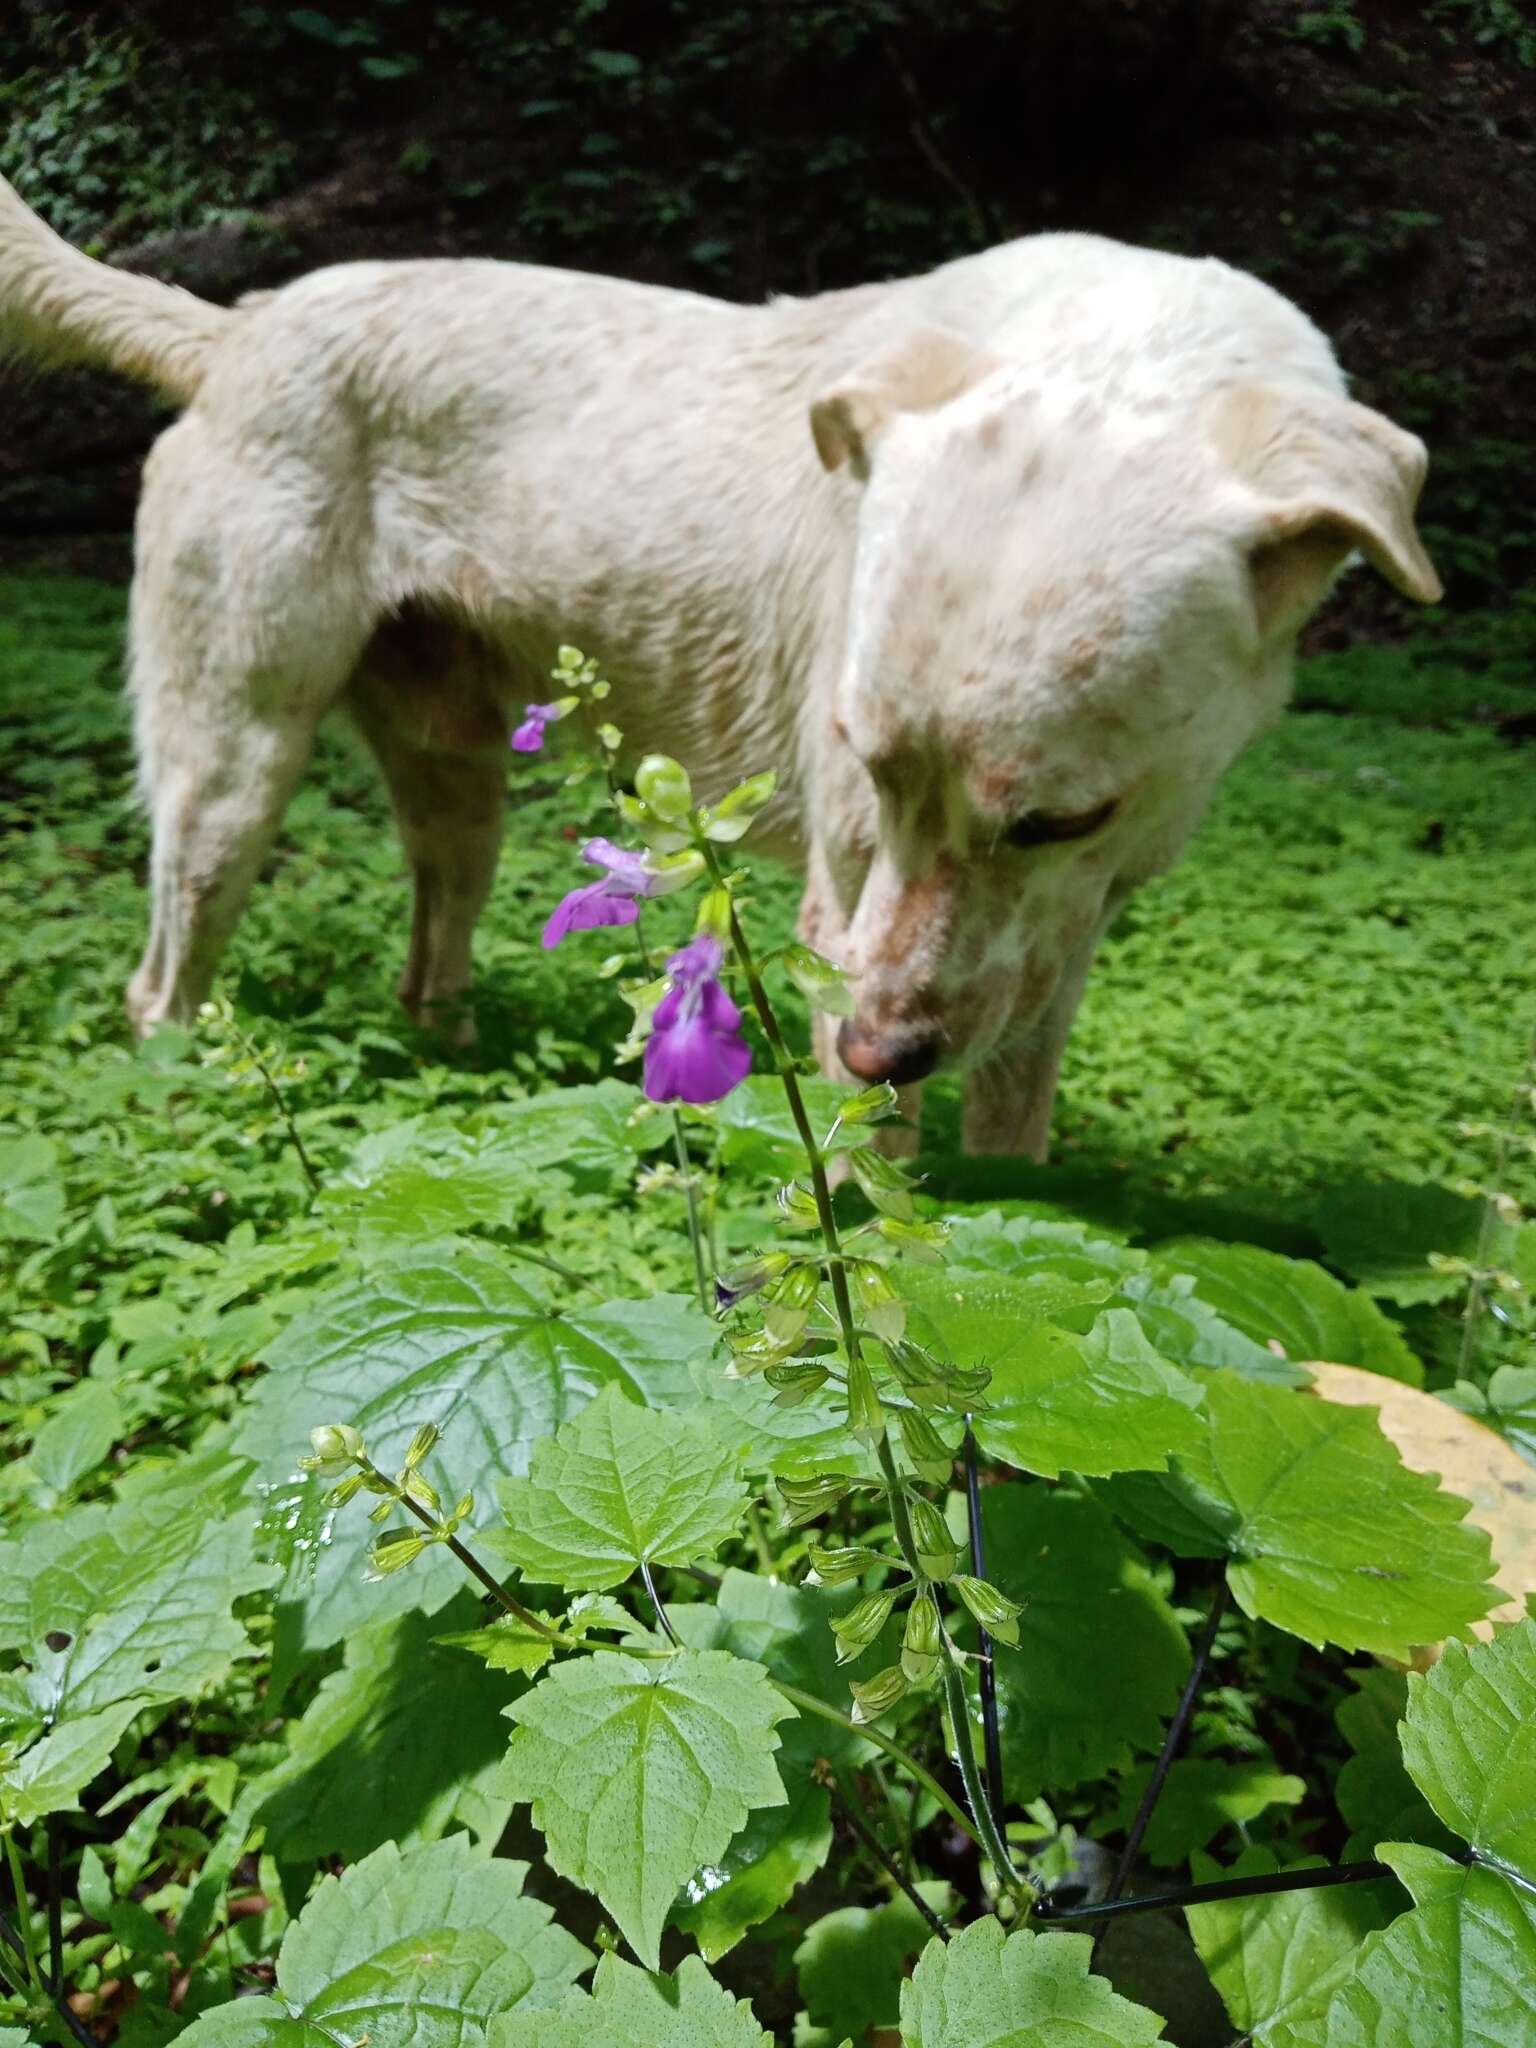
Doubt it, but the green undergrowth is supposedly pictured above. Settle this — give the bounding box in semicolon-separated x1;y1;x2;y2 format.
3;571;1536;2046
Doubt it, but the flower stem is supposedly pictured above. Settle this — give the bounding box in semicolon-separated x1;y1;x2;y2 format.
671;1113;713;1313
502;1241;604;1296
962;1421;1006;1836
828;1774;950;1937
702;843;1027;1902
2;1836;41;1994
773;1684;977;1847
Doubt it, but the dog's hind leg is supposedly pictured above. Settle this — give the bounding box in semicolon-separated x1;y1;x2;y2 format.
346;612;510;1036
125;462;372;1032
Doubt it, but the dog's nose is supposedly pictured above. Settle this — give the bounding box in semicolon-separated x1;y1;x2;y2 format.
837;1020;940;1087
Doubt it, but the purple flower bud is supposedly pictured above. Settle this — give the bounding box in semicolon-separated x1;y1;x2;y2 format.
643;935;752;1105
510;702;564;753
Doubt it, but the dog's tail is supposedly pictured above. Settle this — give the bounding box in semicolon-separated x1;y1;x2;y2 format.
0;175;236;406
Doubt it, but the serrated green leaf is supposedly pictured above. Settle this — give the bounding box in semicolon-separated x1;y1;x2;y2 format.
972;1489;1189;1802
1114;1270;1310;1386
942;1209;1146;1287
1154;1237;1420;1383
963;1308;1205;1478
1108;1758;1306;1866
253;1596;515;1863
498;1648;792;1967
238;1247;716;1644
1273;1844;1536;2048
1;1700;143;1826
175;1836;589;2047
1313;1178;1536;1307
494;1383;745;1591
795;1886;954;2042
899;1917;1167;2045
492;1951;770;2048
0;1131;65;1241
1095;1373;1500;1657
670;1778;832;1962
1183;1847;1400;2042
898;1259;1120;1375
1401;1619;1536;1870
0;1475;274;1820
27;1379;122;1495
1334;1669;1453;1861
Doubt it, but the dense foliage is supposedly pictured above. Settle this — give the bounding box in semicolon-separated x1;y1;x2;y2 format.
2;576;1534;2044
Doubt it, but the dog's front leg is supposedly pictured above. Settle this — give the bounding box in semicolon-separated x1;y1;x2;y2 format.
962;932;1102;1159
800;843;924;1159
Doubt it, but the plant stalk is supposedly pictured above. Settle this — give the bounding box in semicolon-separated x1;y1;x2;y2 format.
962;1419;1006;1836
829;1776;949;1938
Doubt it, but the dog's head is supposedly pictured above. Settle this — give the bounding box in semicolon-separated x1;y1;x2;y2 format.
811;329;1441;1085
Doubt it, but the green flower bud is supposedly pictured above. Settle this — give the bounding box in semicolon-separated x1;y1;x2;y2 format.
451;1492;475;1524
849;1147;917;1222
831;1589;899;1665
635;753;694;821
806;1544;890;1586
402;1471;441;1512
308;1423;362;1465
897;1405;957;1486
326;1471;366;1509
402;1422;439;1472
776;1472;853;1530
907;1493;958;1580
694;886;733;940
901;1590;943;1687
851;1261;906;1342
952;1574;1025;1648
845;1353;885;1445
597;721;623;753
849;1663;909;1723
782;943;854;1017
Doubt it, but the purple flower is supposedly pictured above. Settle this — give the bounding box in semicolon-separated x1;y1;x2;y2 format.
511;702;563;753
542;838;657;948
643;935;752;1105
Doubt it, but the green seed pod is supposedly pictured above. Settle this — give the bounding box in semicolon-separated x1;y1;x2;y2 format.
694;886;734;941
837;1082;899;1126
777;1181;822;1228
831;1589;899;1665
782;943;855;1017
849;1663;909;1724
764;1261;822;1346
876;1216;951;1264
897;1405;958;1486
907;1493;959;1580
776;1472;853;1530
951;1574;1025;1648
845;1353;885;1445
765;1359;830;1408
851;1261;907;1342
901;1591;943;1687
884;1339;951;1409
806;1544;890;1586
701;769;778;842
326;1471;366;1509
849;1148;917;1221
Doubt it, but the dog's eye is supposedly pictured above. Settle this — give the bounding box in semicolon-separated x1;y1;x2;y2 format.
1005;799;1117;850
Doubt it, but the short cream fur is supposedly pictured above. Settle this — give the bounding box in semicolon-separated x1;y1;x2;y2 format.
0;175;1440;1153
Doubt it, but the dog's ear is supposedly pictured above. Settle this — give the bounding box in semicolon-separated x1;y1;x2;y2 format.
1207;382;1442;637
811;328;1002;479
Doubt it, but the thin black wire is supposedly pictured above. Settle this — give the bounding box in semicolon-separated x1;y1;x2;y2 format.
829;1780;950;1939
1091;1578;1231;1956
0;1906;96;2048
641;1560;681;1648
1037;1856;1401;1926
961;1422;1006;1838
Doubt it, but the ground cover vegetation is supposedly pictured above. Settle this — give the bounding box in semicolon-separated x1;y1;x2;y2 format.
2;573;1535;2045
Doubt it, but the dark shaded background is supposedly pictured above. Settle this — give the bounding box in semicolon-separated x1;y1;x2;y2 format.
2;0;1532;622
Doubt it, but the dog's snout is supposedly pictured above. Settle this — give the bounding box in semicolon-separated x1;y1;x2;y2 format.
837;1020;940;1088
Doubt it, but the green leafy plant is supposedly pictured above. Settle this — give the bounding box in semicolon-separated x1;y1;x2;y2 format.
3;587;1535;2044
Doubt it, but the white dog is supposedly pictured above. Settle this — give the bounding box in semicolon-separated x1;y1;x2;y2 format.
0;177;1440;1153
